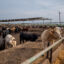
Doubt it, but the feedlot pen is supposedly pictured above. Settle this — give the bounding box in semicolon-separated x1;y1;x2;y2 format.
0;27;64;64
0;39;64;64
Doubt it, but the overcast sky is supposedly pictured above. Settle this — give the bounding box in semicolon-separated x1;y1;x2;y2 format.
0;0;64;22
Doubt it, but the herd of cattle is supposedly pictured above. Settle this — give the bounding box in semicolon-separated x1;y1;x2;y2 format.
0;25;63;51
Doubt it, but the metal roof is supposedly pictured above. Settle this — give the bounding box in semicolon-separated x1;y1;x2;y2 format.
0;17;52;22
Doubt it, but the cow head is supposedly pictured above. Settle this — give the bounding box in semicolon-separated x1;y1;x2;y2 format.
12;40;16;47
49;27;62;39
54;27;62;38
9;39;17;47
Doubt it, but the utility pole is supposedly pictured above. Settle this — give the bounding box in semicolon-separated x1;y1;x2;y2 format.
43;20;44;25
59;11;61;25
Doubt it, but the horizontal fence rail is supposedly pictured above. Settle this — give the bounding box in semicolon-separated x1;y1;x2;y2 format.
0;21;64;25
21;37;64;64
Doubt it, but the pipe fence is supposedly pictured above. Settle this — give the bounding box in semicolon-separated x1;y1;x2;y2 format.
21;37;64;64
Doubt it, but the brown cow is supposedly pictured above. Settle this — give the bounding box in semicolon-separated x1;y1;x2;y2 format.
10;27;16;33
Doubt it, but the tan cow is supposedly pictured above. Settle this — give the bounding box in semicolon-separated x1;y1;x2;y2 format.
41;27;62;49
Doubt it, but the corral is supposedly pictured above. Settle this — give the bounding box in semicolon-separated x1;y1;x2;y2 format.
0;24;64;64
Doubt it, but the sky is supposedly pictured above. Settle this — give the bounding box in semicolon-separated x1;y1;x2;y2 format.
0;0;64;22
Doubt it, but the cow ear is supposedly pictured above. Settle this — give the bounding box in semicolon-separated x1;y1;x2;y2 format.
49;29;54;35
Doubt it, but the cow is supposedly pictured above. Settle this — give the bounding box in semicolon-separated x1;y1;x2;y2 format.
10;27;16;33
0;29;2;36
0;36;5;50
15;26;21;33
41;27;62;49
2;28;10;38
22;27;28;32
20;32;39;44
5;34;17;49
2;26;7;31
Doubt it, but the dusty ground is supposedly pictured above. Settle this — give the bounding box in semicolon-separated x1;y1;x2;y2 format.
0;32;44;64
0;38;63;64
0;42;44;64
0;28;64;64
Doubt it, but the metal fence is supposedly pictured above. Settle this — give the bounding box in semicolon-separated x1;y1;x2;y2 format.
0;21;64;25
21;37;64;64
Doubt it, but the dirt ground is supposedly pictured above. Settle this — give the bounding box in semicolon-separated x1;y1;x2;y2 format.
0;32;44;64
0;41;63;64
0;28;64;64
0;42;44;64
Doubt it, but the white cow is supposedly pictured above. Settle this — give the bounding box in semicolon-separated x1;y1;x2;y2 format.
41;27;62;49
5;34;16;49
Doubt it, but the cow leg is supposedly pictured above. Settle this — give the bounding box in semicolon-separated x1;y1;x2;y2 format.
20;40;21;44
43;41;47;49
20;37;22;44
42;41;46;49
20;40;24;44
23;39;24;43
6;42;9;49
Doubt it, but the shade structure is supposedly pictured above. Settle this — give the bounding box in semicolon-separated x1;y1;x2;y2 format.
0;17;52;22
